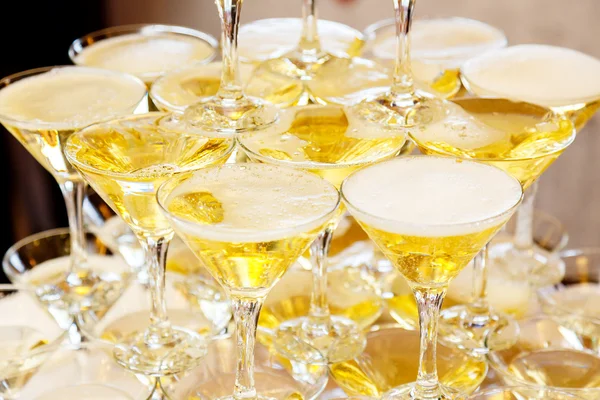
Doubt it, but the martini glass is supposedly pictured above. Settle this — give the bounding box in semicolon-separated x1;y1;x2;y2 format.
363;17;507;99
238;104;406;363
460;44;600;285
342;156;523;400
410;97;576;355
0;66;146;333
238;18;365;64
65;112;234;376
176;0;278;135
344;0;448;128
158;163;340;400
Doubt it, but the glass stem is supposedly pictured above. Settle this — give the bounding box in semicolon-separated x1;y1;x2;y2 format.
413;286;446;398
390;0;416;102
140;234;174;345
230;295;264;400
513;181;539;269
215;0;244;101
307;226;335;334
465;246;492;321
59;180;88;277
298;0;323;60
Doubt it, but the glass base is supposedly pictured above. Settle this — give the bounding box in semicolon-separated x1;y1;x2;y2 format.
438;305;519;356
488;241;565;287
113;326;207;377
348;91;448;128
382;383;468;400
217;396;274;400
162;95;279;135
273;315;366;364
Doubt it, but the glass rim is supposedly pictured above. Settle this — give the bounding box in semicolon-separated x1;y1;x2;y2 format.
340;155;524;233
64;112;236;180
409;97;577;163
486;314;600;395
156;163;342;240
0;66;147;130
68;23;219;65
236;105;407;171
363;17;508;61
460;45;600;108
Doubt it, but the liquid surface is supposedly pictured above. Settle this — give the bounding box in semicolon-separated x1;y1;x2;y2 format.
371;17;506;67
66;113;233;236
165;164;339;294
0;67;146;130
151;62;255;113
542;283;600;338
462;44;600;107
238;105;406;188
411;99;576;189
74;32;215;82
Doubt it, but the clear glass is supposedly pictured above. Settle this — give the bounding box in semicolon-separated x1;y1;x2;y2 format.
2;228;131;343
158;164;341;400
538;248;600;352
66;112;235;376
345;0;448;128
469;387;584;400
0;285;67;399
177;0;278;135
16;342;152;399
166;333;328;400
487;315;600;399
328;324;487;398
69;24;218;84
0;67;146;332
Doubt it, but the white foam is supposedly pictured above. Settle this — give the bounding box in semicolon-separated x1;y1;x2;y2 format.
373;18;506;67
75;33;215;82
343;157;521;237
166;164;339;243
150;62;255;113
0;67;146;131
462;44;600;107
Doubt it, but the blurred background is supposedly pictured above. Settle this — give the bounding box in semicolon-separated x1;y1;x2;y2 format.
0;0;597;273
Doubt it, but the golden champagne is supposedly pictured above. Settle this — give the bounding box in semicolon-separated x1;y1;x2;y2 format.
410;98;576;190
0;67;146;182
329;326;487;397
66;113;233;238
461;44;600;130
163;164;339;295
366;18;507;99
150;62;256;113
238;105;406;188
72;28;216;84
343;157;522;288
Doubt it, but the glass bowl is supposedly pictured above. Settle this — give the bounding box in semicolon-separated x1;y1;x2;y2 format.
17;342;151;399
487;316;600;399
0;285;66;399
538;248;600;345
470;386;584;399
165;333;329;400
329;324;487;397
3;228;131;334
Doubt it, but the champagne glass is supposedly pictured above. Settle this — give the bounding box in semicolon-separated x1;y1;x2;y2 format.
342;156;522;399
176;0;278;135
0;67;146;328
66;113;235;376
158;163;340;400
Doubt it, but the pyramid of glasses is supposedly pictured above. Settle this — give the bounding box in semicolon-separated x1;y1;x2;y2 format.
1;0;600;399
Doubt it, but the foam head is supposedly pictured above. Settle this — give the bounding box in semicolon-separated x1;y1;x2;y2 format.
162;164;340;243
462;44;600;107
0;67;146;130
342;156;522;237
